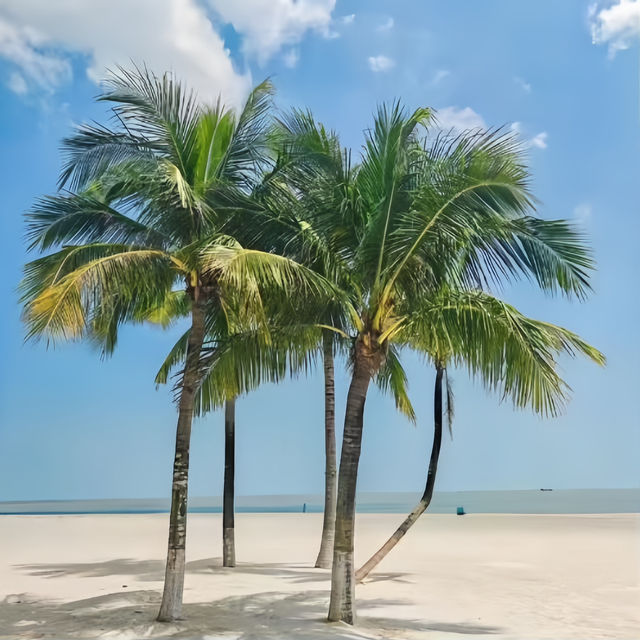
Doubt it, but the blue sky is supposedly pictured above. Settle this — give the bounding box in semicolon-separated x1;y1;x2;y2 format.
0;0;638;501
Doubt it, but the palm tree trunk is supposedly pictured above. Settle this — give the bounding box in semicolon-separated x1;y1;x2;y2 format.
157;296;206;622
223;396;236;567
328;338;376;625
315;333;337;569
354;365;444;583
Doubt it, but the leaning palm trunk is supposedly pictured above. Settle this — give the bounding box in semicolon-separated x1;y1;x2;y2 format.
157;297;207;622
223;397;236;567
315;334;337;569
328;337;380;624
355;365;444;583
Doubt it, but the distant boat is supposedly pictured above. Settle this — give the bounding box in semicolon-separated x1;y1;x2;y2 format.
540;488;553;491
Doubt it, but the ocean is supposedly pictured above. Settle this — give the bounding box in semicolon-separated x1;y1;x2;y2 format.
0;488;638;515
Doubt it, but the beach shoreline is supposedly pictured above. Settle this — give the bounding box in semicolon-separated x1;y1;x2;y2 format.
1;513;638;639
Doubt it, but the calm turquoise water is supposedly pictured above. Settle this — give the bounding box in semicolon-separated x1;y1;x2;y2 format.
0;489;638;515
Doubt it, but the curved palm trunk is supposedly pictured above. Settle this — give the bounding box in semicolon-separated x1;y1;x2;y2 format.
355;365;444;583
315;333;337;569
157;297;206;622
223;397;236;567
328;338;378;625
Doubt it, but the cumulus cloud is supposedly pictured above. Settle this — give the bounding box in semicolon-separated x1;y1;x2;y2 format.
0;0;252;107
209;0;336;64
341;14;356;25
590;0;640;56
368;54;395;72
436;106;486;132
377;17;394;32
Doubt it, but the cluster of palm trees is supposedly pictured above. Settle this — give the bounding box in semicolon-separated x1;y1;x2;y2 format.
20;67;604;627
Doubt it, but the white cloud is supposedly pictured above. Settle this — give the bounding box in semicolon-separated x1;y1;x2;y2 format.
0;17;71;93
573;203;593;224
529;131;548;149
436;106;486;132
209;0;336;64
341;14;355;25
514;76;532;93
7;70;27;94
368;54;395;72
377;17;394;32
511;122;548;150
283;48;299;68
590;0;640;56
0;0;251;107
432;69;450;85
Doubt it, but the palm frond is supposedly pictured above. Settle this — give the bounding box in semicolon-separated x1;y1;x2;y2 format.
26;190;166;251
374;345;416;423
200;243;350;331
22;247;177;343
403;289;605;417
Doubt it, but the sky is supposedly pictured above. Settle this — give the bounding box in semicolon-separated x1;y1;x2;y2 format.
0;0;638;502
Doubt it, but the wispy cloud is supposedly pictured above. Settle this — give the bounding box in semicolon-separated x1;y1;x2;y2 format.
0;17;71;94
436;106;486;132
7;70;27;95
514;76;532;93
589;0;640;56
529;131;548;149
377;17;394;32
283;48;299;68
573;203;593;225
432;69;450;85
341;14;355;25
368;54;395;72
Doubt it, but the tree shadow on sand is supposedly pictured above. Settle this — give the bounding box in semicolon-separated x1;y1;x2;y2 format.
0;588;502;639
15;558;338;585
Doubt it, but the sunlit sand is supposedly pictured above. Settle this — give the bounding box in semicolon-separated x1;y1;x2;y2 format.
1;512;638;639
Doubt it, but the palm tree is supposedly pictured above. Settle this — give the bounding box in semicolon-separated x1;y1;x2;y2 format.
20;67;337;622
355;289;605;582
272;103;600;624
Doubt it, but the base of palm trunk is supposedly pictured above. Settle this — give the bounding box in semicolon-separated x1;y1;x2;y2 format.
314;534;334;569
223;528;236;567
328;549;356;624
157;548;185;622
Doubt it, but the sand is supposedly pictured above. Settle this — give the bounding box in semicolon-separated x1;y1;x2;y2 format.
0;512;638;639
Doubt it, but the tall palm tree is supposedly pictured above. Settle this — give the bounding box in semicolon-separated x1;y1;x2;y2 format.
273;103;600;624
355;289;605;582
20;67;337;622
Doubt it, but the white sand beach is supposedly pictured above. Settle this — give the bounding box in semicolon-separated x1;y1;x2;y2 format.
1;513;638;639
